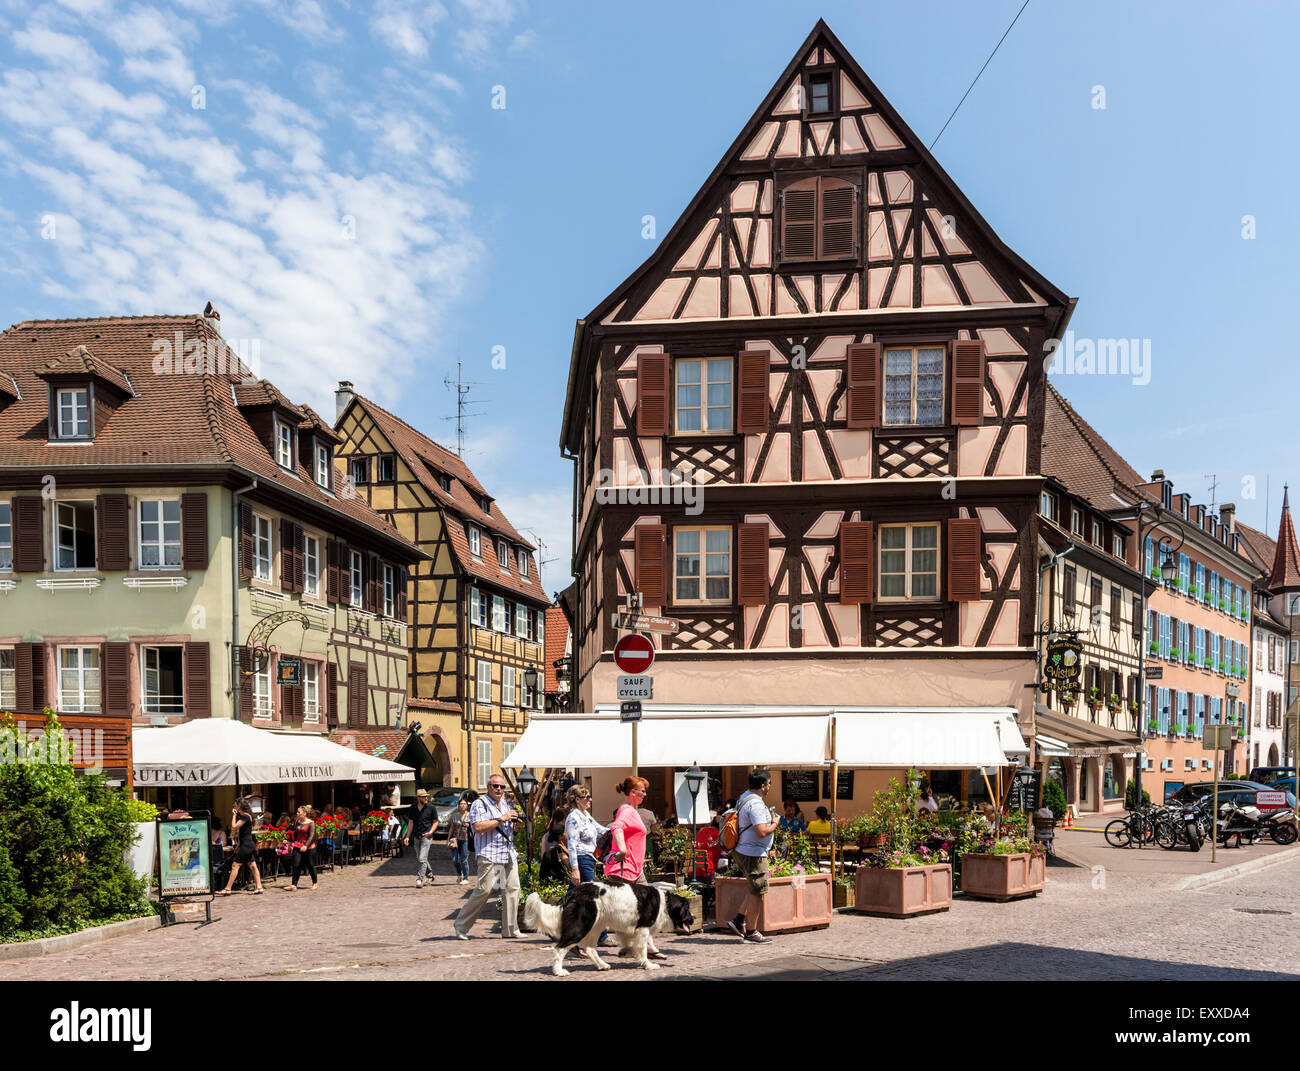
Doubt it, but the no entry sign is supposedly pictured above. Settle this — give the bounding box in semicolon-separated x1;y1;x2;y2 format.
614;634;655;674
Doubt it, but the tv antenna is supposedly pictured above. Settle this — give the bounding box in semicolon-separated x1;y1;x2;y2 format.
442;362;489;457
1205;473;1218;513
519;529;557;571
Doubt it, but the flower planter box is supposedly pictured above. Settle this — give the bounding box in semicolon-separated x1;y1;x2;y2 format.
832;883;855;910
854;863;952;918
713;873;833;934
960;852;1045;902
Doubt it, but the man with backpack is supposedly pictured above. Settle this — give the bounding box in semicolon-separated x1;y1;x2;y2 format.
724;768;781;944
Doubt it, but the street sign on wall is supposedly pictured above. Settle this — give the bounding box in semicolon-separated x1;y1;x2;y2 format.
617;675;653;700
613;634;655;674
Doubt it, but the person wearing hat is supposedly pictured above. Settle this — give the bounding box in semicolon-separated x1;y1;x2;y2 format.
404;789;440;887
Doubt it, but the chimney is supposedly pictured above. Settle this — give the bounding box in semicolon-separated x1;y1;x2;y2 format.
336;380;355;421
1220;502;1235;533
1150;469;1164;482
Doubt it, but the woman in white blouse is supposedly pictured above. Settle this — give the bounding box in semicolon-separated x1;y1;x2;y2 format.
564;785;609;885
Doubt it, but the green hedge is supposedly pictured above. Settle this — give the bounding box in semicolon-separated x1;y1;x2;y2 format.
0;710;150;940
1041;778;1068;821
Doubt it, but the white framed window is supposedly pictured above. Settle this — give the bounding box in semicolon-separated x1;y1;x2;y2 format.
315;443;330;489
517;549;529;578
497;538;510;573
350;457;368;485
0;502;11;571
476;739;492;790
275;418;294;470
470;587;487;628
253;659;272;718
1112;533;1123;559
492;594;507;632
516;602;529;639
303;662;320;719
138;499;182;569
673;526;731;604
58;646;100;713
476;660;492;703
674;357;732;433
503;665;517;706
254;515;273;581
1091;520;1102;546
54;501;96;571
57;387;90;438
501;740;515;764
304;536;320;598
378;455;396;482
878;523;940;601
141;645;184;715
468;525;482;559
1040;493;1057;522
883;346;944;426
350;551;363;606
1071;509;1084;537
0;648;15;709
383;564;395;617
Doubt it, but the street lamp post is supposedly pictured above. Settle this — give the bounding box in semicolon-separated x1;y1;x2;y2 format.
516;766;537;871
685;762;704;887
524;666;539;711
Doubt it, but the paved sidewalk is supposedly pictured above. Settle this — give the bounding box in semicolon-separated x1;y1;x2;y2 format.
5;848;1299;981
1053;824;1298;880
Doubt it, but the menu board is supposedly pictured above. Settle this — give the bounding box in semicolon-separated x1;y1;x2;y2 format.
1007;769;1042;812
822;769;854;800
781;769;820;803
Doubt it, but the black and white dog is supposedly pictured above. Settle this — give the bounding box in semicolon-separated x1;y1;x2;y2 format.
524;880;695;976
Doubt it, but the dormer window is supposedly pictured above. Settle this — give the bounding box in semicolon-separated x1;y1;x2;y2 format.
275;418;294;471
315;443;331;489
438;474;451;493
57;387;90;438
468;525;482;559
480;495;491;514
497;538;510;573
517;549;529;578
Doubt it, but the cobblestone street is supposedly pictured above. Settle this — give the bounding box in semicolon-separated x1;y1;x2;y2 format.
8;841;1300;982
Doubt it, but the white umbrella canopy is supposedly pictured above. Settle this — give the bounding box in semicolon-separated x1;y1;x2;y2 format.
133;718;364;787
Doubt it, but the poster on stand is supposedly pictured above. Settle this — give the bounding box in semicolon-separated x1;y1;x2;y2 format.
159;816;212;898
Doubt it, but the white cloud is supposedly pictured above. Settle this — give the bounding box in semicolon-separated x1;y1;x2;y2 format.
508;28;536;53
370;0;449;58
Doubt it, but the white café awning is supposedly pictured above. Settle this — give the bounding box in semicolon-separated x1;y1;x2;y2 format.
501;705;832;770
271;732;417;783
134;719;364;787
500;704;1024;772
832;707;1026;770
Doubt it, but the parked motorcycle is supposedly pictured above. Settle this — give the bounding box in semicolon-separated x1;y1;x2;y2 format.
1262;807;1298;846
1217;800;1263;847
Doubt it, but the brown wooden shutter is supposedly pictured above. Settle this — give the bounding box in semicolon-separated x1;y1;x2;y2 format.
845;343;880;429
737;523;770;606
238;647;254;720
341;547;353;606
102;642;131;716
838;521;874;604
819;177;857;259
781;177;817;261
950;339;986;426
326;539;339;604
947;517;982;602
636;352;671;437
736;350;770;434
14;641;44;712
12;497;44;572
95;493;129;571
396;567;408;623
348;664;367;727
280;519;295;591
327;662;338;726
239;502;253;579
292;525;305;592
185;642;210;717
180;492;208;569
633;524;668;604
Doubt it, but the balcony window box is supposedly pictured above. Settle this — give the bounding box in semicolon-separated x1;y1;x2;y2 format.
1171;648;1182;661
714;872;832;934
1218;597;1229;610
1148;641;1159;655
960;846;1046;902
1147;719;1160;733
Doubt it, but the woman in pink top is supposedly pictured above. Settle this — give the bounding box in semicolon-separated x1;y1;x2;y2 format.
605;776;666;961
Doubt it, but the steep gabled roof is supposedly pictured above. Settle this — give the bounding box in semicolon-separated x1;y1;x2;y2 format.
0;314;419;557
34;344;134;395
339;393;548;603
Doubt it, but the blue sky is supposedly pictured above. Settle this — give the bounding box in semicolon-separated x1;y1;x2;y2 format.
2;1;1296;595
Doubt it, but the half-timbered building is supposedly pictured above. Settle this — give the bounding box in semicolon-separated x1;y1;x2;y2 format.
0;311;423;815
555;21;1075;815
334;386;549;790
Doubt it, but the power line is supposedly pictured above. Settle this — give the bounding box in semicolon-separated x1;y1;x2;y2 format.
930;0;1031;150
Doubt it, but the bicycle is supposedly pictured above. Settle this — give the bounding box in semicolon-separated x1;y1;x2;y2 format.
1104;805;1160;848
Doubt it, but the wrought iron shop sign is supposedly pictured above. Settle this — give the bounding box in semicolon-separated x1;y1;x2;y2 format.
242;611;311;676
1042;637;1083;691
276;658;302;686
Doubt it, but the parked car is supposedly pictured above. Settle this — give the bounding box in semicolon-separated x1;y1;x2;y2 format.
430;787;471;836
1168;781;1297;811
1248;766;1297;785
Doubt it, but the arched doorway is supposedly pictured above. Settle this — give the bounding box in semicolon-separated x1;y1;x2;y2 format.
1269;742;1280;766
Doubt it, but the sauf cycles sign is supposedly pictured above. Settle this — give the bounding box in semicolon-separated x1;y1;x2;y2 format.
1042;637;1083;691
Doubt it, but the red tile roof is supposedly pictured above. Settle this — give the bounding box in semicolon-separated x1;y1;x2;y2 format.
34;344;134;395
408;696;463;715
0;314;420;558
544;605;570;692
327;728;410;757
341;393;548;603
1269;487;1300;591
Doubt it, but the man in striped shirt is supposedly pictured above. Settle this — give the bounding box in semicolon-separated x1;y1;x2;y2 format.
453;774;522;939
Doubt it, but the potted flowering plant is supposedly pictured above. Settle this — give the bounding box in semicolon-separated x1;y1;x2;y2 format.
360;810;387;832
960;835;1047;902
315;813;344;841
254;824;288;847
855;772;952;918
